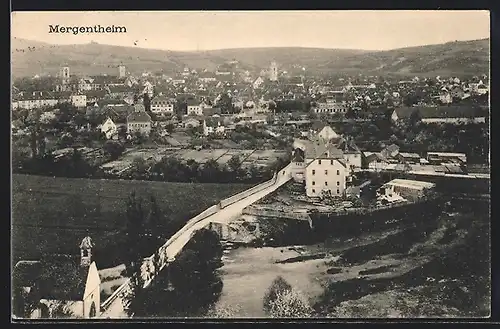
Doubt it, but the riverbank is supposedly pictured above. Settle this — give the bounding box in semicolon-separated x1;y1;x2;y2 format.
214;198;490;318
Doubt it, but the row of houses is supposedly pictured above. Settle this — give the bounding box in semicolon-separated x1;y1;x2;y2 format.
289;124;469;198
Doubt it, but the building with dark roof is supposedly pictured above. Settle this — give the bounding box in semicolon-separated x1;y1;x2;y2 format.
12;237;101;319
391;105;487;124
127;106;152;136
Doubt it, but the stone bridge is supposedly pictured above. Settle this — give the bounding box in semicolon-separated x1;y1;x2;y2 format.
99;164;294;318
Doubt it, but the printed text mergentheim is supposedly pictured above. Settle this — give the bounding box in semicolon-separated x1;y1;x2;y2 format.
48;25;127;35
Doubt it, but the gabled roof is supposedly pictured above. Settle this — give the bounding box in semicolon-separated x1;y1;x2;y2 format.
203;107;221;116
107;85;133;93
127;111;151;123
303;138;344;159
186;98;200;106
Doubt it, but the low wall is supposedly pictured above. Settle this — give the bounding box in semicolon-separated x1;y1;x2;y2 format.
242;208;312;228
219;173;277;209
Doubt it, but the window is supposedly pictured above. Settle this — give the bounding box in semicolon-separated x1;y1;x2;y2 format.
337;181;340;186
312;189;316;194
312;170;316;175
318;160;322;165
331;160;334;165
325;170;328;175
337;188;340;194
337;170;340;175
325;181;328;186
312;181;315;186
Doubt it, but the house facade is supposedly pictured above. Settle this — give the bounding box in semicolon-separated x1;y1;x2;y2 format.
187;101;211;116
305;158;348;198
100;117;118;139
313;97;348;115
12;92;59;110
203;118;226;136
151;96;174;116
127;105;152;136
71;94;87;108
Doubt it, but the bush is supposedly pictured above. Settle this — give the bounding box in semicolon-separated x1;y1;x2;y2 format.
267;288;313;318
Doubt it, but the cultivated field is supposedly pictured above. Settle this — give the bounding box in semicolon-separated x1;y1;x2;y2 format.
12;174;252;268
100;148;288;173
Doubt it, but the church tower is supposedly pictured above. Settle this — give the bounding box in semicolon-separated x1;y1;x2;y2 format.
269;61;278;82
79;236;94;267
119;65;126;78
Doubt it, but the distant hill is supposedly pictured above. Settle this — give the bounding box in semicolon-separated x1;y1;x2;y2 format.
11;37;489;78
320;39;490;77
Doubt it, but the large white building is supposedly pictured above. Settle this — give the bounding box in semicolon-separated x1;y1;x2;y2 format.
291;137;350;198
150;96;174;116
71;94;87;108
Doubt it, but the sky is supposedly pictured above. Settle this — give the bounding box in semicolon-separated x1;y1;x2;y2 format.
11;11;490;51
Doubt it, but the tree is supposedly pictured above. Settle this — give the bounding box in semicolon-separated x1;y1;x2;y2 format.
263;276;293;313
147;195;162;239
124;191;146;276
218;93;234;114
227;155;242;173
103;141;125;160
168;228;223;313
130;157;149;179
143;93;151;112
267;289;313;318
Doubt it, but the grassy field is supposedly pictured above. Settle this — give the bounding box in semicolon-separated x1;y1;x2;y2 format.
12;174;252;268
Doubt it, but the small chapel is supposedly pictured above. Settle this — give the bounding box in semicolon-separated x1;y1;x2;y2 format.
12;236;101;319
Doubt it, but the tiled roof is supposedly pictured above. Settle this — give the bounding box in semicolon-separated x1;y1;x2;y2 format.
108;85;133;93
127;111;151;123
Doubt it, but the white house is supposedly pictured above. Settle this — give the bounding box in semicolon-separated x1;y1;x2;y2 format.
187;100;211;116
313;97;348;114
203;118;226;136
71;94;87;108
100;117;118;139
292;138;349;198
253;77;265;89
309;123;340;142
127;105;152;136
143;81;154;98
305;154;348;198
13;92;59;110
150;96;174;116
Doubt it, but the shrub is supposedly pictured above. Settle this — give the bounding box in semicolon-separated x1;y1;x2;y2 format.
267;288;313;318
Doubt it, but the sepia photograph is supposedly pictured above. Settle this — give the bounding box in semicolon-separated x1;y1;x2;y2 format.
11;10;490;320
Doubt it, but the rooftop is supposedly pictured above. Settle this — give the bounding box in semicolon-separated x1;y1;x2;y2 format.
385;179;436;190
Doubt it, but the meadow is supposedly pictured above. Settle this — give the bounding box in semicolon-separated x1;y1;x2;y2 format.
12;174;251;269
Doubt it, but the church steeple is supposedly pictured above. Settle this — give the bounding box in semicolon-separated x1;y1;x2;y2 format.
79;236;94;267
